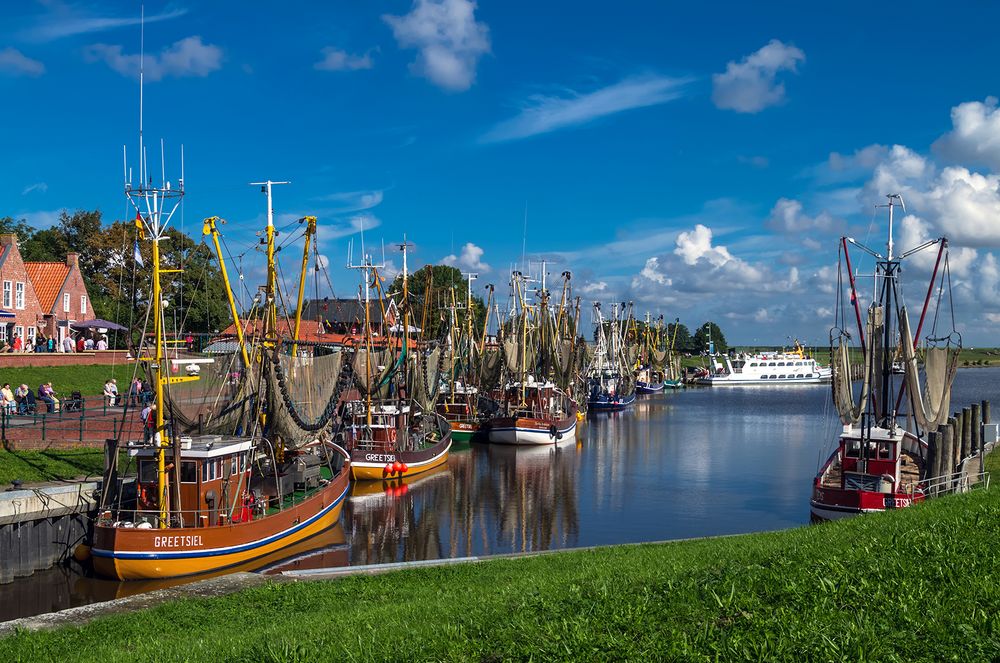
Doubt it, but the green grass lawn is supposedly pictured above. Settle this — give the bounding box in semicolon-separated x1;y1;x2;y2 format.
2;455;997;660
0;448;111;485
0;364;141;397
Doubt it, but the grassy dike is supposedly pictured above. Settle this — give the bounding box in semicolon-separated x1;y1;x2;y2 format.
1;455;998;661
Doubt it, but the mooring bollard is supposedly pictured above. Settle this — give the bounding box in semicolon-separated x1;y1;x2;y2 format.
972;402;982;457
983;400;991;426
951;413;962;471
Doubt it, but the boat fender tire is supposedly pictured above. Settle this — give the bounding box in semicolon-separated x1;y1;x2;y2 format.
549;423;559;439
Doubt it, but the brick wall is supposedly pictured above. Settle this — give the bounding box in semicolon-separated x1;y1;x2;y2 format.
0;235;45;348
0;350;132;367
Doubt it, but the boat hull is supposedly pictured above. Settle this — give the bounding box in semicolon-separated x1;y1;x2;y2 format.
349;433;452;481
488;413;577;445
635;382;664;394
696;375;829;386
92;468;350;581
587;392;636;411
809;488;924;523
448;420;479;443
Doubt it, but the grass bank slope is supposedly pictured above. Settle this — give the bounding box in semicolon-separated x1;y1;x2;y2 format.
0;449;107;485
0;365;134;397
4;462;1000;661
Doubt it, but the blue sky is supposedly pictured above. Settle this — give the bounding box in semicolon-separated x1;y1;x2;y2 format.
3;1;1000;344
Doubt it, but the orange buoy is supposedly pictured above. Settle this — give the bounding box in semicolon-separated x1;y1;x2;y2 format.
384;464;393;475
73;543;91;562
400;463;409;473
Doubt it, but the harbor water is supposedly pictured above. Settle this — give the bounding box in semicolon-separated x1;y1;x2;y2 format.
4;367;999;623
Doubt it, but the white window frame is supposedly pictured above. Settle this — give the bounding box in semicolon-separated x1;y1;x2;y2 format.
0;326;6;342
15;282;24;310
80;294;87;315
26;327;36;344
14;325;23;341
63;292;70;313
2;281;10;308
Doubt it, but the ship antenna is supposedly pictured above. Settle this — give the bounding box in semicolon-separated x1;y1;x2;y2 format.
139;3;144;186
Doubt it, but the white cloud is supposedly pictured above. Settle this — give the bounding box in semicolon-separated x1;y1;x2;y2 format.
321;213;382;242
315;47;373;72
21;7;187;42
579;281;608;295
21;182;48;195
933;97;1000;171
315;190;384;213
0;48;45;77
19;209;64;228
85;36;223;81
482;74;690;143
673;224;734;267
383;0;490;91
765;198;841;234
638;257;671;285
712;39;805;113
441;242;490;272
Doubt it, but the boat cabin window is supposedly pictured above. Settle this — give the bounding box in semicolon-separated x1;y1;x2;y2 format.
845;439;862;458
203;459;217;482
877;441;893;459
181;461;198;483
138;460;157;483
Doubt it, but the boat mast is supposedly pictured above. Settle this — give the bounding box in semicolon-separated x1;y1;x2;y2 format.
877;193;903;429
250;181;289;350
291;215;317;358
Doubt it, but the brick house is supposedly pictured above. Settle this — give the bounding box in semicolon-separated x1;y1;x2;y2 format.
26;253;92;343
0;233;93;348
0;234;45;348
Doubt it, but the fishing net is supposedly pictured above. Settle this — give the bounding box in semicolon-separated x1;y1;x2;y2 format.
352;347;396;398
162;349;256;435
899;307;960;431
831;306;878;425
409;345;445;412
266;345;354;447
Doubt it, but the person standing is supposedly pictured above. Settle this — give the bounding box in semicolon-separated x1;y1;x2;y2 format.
97;335;108;351
1;383;15;413
46;336;55;352
76;335;86;353
62;335;74;353
12;335;22;352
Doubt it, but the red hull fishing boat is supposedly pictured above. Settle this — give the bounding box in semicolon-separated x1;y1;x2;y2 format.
811;194;962;522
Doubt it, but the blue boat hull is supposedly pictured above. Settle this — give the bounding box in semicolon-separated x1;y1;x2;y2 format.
635;381;664;394
587;392;636;412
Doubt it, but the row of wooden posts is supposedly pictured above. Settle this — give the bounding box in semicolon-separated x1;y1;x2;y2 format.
925;400;991;496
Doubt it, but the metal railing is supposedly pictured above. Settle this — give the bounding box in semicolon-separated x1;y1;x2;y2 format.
923;468;991;497
1;397;149;444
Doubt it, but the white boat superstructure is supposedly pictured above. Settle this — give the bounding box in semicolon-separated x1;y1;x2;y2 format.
696;351;831;385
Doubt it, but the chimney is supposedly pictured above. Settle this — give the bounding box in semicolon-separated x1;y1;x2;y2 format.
66;252;79;269
0;234;15;247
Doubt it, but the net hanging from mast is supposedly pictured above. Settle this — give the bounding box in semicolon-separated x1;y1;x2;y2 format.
898;307;960;431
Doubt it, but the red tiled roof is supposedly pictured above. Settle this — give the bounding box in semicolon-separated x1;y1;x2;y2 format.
220;319;328;342
24;262;69;312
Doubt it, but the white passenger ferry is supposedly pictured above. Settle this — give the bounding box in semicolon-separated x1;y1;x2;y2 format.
695;347;831;386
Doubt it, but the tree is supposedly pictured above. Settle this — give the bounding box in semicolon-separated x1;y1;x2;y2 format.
693;321;728;354
666;321;694;353
388;264;486;341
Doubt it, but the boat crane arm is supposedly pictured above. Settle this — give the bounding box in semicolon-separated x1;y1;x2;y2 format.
897;237;942;260
202;216;252;371
844;237;884;260
290;215;317;358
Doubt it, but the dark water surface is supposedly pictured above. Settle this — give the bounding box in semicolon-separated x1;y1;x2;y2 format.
4;367;999;622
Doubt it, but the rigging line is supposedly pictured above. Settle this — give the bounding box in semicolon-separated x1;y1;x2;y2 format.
219;232;257;305
174;242;212;333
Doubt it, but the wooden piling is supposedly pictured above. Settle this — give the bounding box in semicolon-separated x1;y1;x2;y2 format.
943;420;955;490
951;413;962;470
972;402;982;457
926;430;939;491
983;400;991;426
962;406;973;459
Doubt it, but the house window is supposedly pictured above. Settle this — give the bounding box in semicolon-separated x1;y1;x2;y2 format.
63;292;70;313
26;327;36;344
2;281;10;308
80;295;87;314
14;325;23;341
0;326;6;342
15;282;24;310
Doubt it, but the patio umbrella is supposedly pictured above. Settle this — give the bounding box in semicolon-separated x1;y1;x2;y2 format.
70;319;128;332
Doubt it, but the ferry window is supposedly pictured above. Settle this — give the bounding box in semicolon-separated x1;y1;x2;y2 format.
878;442;892;459
181;461;198;483
768;362;776;367
749;362;757;367
139;460;156;483
770;375;777;379
778;374;786;379
760;375;768;380
795;362;803;366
